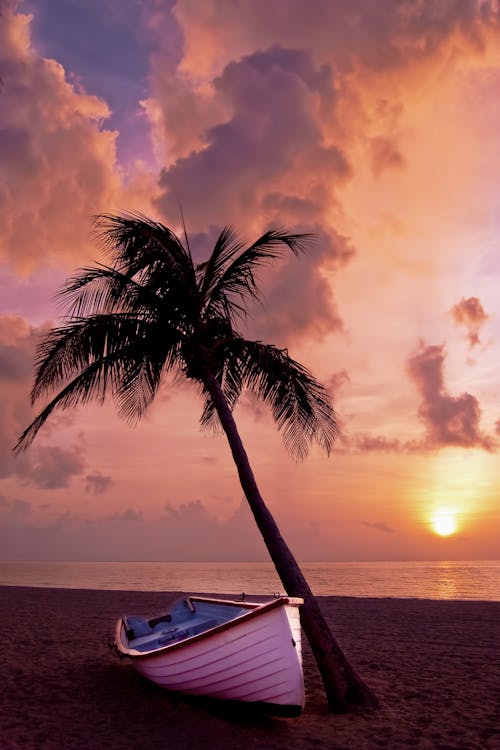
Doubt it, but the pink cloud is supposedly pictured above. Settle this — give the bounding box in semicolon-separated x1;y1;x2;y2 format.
328;369;351;396
370;136;406;177
172;0;499;78
0;2;122;273
407;343;495;450
335;341;497;455
0;314;109;491
450;297;488;348
15;444;86;490
352;434;411;453
85;472;113;496
0;315;41;479
156;47;349;230
154;47;353;345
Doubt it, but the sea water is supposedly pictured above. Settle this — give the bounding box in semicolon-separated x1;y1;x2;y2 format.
0;560;499;601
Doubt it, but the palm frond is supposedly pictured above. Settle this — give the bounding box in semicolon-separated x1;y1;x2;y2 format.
16;213;333;463
205;229;313;323
203;337;336;459
33;312;182;404
197;226;244;304
94;213;197;294
30;314;148;403
15;348;127;454
58;265;162;319
115;325;181;424
15;313;183;453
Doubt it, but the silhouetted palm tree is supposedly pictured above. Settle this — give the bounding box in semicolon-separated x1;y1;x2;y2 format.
15;213;377;711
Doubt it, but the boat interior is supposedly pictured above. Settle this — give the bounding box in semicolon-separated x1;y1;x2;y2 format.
122;597;251;653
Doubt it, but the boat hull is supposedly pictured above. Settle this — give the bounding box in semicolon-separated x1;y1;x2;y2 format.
115;595;304;715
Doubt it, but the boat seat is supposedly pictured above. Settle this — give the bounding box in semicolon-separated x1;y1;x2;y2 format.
148;614;172;628
123;615;153;640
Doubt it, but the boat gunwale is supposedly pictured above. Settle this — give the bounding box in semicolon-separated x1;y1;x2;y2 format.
115;595;303;660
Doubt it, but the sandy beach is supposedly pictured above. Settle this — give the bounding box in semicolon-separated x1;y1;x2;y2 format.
0;586;498;750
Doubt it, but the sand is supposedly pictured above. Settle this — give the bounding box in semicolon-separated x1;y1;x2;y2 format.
0;586;499;750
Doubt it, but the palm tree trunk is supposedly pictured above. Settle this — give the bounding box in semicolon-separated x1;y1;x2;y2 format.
202;371;378;712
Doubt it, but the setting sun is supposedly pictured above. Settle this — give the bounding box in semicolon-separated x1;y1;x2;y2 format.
431;510;458;537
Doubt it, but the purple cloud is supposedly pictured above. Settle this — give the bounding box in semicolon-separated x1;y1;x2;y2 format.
407;343;495;451
155;46;354;346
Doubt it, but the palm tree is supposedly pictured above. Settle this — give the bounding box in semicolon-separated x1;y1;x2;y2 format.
15;212;377;712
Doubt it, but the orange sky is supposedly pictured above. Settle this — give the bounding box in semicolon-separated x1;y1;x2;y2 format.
1;0;499;561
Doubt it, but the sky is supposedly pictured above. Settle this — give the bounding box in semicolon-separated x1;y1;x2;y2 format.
1;0;499;562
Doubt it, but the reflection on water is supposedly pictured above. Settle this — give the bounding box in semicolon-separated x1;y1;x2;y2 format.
0;559;499;600
435;561;459;600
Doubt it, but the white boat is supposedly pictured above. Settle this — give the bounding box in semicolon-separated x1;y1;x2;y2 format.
113;593;305;716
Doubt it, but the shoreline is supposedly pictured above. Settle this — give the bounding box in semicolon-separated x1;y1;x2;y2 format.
1;586;499;749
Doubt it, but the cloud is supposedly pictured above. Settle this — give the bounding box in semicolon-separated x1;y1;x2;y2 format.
0;333;33;381
112;508;143;522
352;434;410;453
133;1;500;359
450;297;489;348
0;267;63;324
156;46;348;229
0;1;122;273
0;497;270;561
336;341;497;455
15;444;86;489
362;521;395;534
0;314;88;489
328;369;351;396
85;471;113;495
25;0;169;169
11;498;31;517
334;431;422;455
0;315;42;479
153;46;353;345
0;495;370;562
171;0;500;78
407;342;495;450
370;136;406;177
147;3;499;351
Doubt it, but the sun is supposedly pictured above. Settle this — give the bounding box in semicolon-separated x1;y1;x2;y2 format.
431;510;458;537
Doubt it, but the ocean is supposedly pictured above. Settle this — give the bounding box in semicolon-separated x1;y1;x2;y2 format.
0;559;498;601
